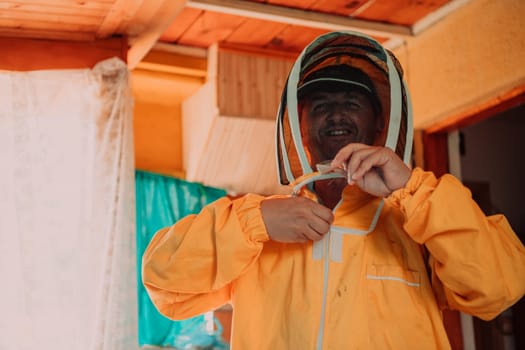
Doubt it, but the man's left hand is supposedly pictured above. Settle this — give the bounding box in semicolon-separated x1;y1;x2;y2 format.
331;143;411;197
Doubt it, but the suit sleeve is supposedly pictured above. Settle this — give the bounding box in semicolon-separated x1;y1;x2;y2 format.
390;168;525;320
142;193;270;320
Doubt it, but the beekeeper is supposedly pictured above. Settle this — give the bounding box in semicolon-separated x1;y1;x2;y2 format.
142;31;525;350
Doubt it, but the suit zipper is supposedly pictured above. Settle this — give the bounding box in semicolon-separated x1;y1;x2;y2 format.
316;229;331;350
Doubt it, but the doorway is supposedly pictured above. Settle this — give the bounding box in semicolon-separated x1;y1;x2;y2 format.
458;103;525;350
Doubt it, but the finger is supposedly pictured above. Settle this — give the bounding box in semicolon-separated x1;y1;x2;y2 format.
292;222;311;242
306;217;331;237
296;233;310;243
354;173;391;197
346;147;380;183
351;150;390;181
303;224;326;241
331;143;368;169
310;203;334;224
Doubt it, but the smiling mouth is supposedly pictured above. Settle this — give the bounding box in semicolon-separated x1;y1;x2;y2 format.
322;127;355;137
327;130;349;136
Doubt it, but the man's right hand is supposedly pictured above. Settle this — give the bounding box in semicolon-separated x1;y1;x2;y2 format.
260;197;334;243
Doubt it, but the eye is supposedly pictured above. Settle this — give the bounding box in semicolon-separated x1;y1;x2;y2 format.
312;102;330;113
343;100;360;110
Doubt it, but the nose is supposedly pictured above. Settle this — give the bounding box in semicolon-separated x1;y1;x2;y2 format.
326;102;347;123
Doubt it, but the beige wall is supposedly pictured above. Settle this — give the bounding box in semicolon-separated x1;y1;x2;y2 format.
394;0;525;129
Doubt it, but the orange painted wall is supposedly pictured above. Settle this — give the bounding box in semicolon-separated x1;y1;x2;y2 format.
0;37;127;71
132;68;204;177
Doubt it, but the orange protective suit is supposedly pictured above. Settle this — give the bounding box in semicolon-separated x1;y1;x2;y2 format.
142;31;525;349
143;168;525;349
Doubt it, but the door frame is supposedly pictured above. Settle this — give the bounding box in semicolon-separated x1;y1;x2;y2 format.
418;85;525;350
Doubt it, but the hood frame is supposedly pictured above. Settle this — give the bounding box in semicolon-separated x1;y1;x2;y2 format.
276;30;413;186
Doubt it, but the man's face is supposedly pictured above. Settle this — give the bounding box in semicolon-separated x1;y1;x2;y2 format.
300;89;381;166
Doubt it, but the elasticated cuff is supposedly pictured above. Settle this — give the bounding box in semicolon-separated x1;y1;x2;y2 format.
388;167;428;208
234;193;272;243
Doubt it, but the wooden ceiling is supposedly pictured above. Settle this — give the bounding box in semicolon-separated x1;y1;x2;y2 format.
159;0;459;53
0;0;467;65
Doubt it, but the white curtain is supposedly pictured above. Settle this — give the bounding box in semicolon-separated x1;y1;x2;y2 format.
0;58;137;349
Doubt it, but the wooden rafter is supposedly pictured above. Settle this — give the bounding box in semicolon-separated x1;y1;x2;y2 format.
186;0;413;38
96;0;144;38
412;0;470;35
126;0;186;69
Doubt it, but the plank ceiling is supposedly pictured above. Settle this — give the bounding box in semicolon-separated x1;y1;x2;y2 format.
0;0;466;64
160;0;457;52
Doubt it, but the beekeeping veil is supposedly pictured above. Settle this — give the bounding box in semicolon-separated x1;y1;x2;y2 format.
276;31;413;186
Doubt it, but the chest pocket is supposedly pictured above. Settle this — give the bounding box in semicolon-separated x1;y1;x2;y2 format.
366;265;437;349
367;265;420;287
366;264;422;315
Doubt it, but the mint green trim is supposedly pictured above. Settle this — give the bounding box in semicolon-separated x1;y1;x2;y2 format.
316;234;331;350
313;234;327;261
366;275;420;287
276;107;295;183
287;49;313;176
329;200;384;262
313;196;344;260
291;172;346;196
403;78;414;165
383;53;402;153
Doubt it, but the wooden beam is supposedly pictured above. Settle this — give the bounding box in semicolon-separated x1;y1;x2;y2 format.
127;0;186;69
0;36;127;71
135;62;206;78
135;48;207;78
141;47;207;69
0;28;95;41
186;0;413;38
0;17;98;32
135;42;208;76
153;42;207;59
97;0;144;38
412;0;471;35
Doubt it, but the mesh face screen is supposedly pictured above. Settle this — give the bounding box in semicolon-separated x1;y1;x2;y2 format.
276;32;410;186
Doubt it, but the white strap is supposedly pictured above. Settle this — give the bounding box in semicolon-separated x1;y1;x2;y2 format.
286;50;312;176
383;53;403;153
403;77;414;165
